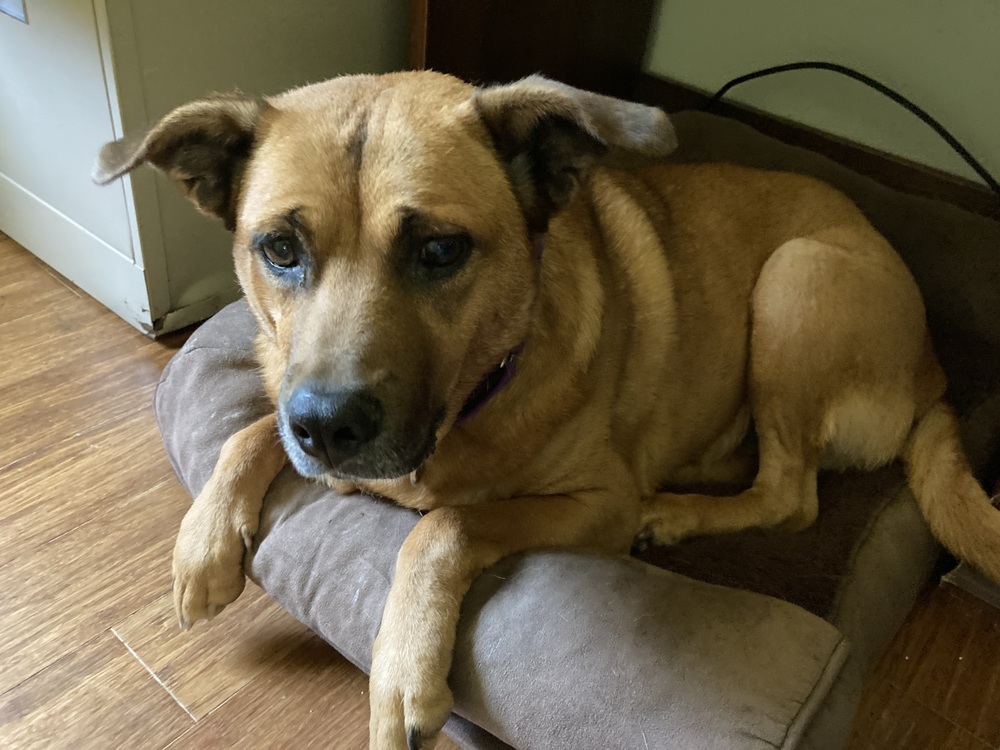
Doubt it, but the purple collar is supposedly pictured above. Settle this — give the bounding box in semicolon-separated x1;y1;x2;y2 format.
455;342;524;424
455;235;544;425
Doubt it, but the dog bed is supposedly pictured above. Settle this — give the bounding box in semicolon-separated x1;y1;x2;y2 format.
155;111;1000;750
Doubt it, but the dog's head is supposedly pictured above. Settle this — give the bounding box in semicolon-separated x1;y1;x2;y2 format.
96;72;675;481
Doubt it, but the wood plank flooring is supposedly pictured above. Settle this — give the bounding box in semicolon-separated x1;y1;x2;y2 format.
0;233;457;749
0;230;997;749
847;584;1000;750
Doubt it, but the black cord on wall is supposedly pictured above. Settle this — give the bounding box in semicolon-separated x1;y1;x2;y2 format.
705;61;1000;200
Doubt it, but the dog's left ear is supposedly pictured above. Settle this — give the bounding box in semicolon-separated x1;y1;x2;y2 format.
473;75;677;232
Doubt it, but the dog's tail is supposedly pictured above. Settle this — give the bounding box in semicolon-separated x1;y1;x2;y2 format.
903;400;1000;583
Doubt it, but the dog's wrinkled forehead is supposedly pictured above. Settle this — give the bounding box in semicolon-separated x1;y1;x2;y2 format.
93;70;676;242
239;75;508;241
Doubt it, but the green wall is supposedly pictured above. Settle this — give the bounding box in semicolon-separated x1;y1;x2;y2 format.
644;0;999;186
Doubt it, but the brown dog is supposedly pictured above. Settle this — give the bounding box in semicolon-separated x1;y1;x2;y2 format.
95;71;1000;749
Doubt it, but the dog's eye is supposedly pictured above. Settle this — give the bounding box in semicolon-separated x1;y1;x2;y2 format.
261;235;299;269
419;236;469;270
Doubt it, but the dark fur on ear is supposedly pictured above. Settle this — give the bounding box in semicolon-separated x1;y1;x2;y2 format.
93;94;268;231
473;75;677;232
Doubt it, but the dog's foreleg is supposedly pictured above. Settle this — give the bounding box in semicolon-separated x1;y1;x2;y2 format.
172;413;286;629
367;489;637;750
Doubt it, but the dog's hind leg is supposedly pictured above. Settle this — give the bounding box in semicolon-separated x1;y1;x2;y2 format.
641;419;821;545
641;230;928;545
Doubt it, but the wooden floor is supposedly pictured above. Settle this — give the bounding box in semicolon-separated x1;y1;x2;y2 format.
0;233;456;750
847;585;1000;750
0;230;997;749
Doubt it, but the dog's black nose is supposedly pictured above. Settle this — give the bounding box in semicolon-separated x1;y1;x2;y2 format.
285;385;383;468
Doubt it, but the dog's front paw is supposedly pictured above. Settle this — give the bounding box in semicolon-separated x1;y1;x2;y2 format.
368;639;453;750
172;494;254;630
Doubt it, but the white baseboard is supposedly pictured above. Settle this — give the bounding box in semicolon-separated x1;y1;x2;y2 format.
0;170;154;333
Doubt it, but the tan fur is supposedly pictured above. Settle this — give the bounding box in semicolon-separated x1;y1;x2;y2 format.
97;71;1000;750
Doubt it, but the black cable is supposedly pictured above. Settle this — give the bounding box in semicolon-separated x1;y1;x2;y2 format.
705;61;1000;199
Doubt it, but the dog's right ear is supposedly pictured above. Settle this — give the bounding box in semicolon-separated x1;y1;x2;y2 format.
93;94;268;231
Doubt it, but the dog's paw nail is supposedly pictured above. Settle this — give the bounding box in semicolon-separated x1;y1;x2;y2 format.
407;727;425;750
178;618;191;631
240;525;254;551
631;528;654;553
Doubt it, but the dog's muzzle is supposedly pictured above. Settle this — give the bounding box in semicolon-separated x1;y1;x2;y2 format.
280;382;438;480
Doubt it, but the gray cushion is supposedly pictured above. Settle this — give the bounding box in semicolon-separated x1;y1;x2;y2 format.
156;303;848;750
155;111;1000;750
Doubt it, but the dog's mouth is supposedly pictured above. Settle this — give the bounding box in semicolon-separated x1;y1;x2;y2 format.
279;404;444;483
